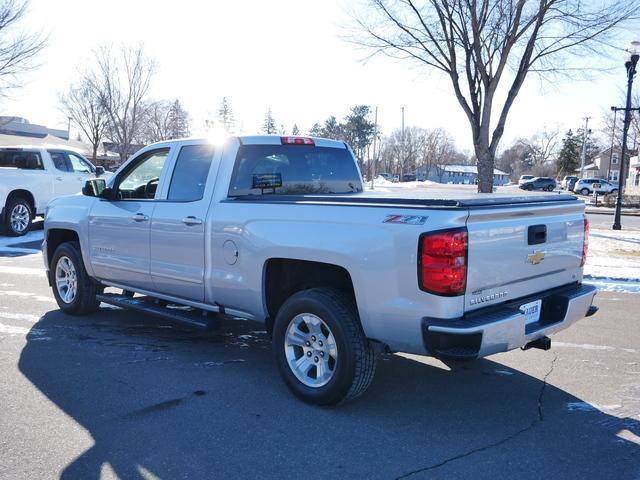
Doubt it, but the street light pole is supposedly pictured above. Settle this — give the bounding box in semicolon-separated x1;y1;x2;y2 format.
579;116;590;178
613;41;640;231
607;107;618;181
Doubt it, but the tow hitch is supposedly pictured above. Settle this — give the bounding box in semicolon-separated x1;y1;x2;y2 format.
522;336;551;351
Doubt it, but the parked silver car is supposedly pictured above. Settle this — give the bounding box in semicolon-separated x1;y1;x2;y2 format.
573;178;618;196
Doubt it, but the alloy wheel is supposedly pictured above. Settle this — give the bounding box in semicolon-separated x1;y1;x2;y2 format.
284;313;338;388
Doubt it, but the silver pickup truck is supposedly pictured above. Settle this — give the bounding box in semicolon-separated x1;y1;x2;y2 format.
43;135;597;405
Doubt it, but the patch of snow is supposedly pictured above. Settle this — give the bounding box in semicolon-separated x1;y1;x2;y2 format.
583;228;640;291
567;402;621;413
0;265;46;276
553;341;636;353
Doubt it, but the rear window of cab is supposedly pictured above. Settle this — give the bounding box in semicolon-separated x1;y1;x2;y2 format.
228;145;362;196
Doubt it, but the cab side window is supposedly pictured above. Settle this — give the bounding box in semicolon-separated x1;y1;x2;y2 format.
167;144;215;202
50;152;70;172
117;149;170;200
67;152;94;173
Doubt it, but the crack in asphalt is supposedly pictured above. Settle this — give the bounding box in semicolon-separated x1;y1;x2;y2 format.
395;353;559;479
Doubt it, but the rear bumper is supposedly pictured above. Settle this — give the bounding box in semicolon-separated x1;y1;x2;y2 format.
422;283;597;360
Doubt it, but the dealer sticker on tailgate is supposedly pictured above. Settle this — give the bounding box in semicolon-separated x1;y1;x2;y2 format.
520;299;542;324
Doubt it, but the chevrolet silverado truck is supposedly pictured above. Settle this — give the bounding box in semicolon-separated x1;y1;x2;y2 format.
0;146;106;236
43;135;597;405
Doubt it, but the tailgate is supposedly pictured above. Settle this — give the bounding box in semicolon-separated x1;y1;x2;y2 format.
465;199;585;312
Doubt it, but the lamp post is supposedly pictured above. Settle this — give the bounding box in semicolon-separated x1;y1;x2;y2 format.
613;41;640;230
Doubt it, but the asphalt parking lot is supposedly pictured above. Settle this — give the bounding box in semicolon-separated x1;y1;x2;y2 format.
0;239;639;479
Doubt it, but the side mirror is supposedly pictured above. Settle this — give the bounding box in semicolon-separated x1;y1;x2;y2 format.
82;178;107;197
95;166;105;176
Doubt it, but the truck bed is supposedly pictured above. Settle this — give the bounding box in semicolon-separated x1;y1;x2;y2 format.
228;191;579;209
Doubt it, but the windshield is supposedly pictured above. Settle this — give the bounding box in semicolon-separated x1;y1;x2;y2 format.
228;144;362;196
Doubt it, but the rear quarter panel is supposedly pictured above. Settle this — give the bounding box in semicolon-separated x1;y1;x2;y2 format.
206;200;468;353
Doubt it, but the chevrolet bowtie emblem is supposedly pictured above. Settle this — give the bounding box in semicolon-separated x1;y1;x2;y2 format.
527;250;545;265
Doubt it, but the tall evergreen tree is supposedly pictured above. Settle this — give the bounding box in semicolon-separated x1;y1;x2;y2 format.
168;100;190;138
262;108;277;134
556;130;581;176
322;116;344;140
217;97;234;133
291;123;300;135
342;105;376;172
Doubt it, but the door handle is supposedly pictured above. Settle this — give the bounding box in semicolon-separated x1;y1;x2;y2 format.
182;216;203;226
56;177;63;181
132;213;149;222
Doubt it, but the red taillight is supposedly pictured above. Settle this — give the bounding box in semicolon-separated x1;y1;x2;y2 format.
418;228;468;296
581;217;589;266
281;136;315;145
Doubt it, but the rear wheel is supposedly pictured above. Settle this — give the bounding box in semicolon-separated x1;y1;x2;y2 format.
50;241;100;315
611;189;618;195
580;188;590;195
4;197;33;236
546;185;555;191
272;288;376;405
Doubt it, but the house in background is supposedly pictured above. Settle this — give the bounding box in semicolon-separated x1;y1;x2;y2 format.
574;146;631;182
0;116;120;169
416;164;510;185
0;116;70;140
626;155;640;195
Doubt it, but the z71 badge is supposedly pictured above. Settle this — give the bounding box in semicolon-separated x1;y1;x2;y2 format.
383;214;428;225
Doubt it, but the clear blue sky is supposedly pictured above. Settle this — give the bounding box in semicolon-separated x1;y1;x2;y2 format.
2;0;636;153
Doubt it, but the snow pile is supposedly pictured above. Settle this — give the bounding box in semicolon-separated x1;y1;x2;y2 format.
584;228;640;292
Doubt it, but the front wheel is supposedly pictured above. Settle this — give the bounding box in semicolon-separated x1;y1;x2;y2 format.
4;197;33;236
580;188;590;195
50;241;100;315
272;288;376;405
611;189;618;195
546;185;555;191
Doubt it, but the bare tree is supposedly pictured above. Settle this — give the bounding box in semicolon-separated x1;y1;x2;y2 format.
425;129;456;182
90;45;155;162
354;0;639;192
601;93;640;151
0;0;45;96
140;99;190;143
519;127;559;168
59;79;108;162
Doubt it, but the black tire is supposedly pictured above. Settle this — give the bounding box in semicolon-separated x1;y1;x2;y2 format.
580;188;590;195
611;189;618;195
272;288;376;405
546;185;555;191
3;196;33;236
50;241;100;315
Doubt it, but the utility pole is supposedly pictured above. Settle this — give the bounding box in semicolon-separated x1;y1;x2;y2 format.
370;106;378;190
579;116;591;179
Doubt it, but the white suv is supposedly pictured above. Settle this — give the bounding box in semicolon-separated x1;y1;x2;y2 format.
573;178;618;196
0;147;107;236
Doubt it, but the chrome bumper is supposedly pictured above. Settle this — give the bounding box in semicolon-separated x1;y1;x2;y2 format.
422;283;597;359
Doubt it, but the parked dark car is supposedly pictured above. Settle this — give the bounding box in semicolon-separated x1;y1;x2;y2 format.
401;173;416;182
519;177;556;191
